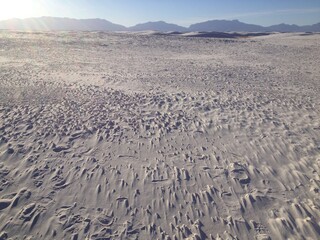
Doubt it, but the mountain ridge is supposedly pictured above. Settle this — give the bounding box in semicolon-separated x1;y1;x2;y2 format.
128;21;187;32
0;16;127;31
0;16;319;32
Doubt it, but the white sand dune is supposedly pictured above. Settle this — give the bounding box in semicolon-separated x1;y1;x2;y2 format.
0;31;319;239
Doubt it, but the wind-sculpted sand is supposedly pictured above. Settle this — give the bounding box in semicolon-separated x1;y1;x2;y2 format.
0;31;319;239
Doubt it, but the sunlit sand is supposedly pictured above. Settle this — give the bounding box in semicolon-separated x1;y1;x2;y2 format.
0;30;319;239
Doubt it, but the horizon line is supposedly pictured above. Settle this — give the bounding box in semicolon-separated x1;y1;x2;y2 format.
0;16;319;29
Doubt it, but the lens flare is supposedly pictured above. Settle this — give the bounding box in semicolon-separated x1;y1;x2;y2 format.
0;0;45;20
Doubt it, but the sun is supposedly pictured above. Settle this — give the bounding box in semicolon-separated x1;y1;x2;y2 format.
0;0;45;20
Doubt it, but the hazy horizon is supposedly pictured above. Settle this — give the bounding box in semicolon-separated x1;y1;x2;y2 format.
1;15;320;29
0;0;319;27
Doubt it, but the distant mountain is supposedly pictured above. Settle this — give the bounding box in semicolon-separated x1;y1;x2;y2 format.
265;22;320;32
189;19;264;32
265;23;301;32
189;19;320;32
0;16;126;31
129;21;187;32
306;22;320;32
0;17;319;33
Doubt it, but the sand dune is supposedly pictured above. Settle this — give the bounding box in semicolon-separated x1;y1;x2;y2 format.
0;31;319;239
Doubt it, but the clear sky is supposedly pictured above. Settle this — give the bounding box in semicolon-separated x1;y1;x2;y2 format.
0;0;319;27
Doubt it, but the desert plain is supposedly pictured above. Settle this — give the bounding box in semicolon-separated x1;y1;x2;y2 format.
0;30;319;239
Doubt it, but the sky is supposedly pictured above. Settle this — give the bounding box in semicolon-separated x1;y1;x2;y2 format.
0;0;319;27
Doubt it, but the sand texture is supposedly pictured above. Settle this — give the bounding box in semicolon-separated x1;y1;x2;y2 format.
0;31;320;239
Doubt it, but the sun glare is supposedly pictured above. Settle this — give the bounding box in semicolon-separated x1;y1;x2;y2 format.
0;0;44;20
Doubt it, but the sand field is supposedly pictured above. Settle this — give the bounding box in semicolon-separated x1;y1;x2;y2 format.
0;31;319;239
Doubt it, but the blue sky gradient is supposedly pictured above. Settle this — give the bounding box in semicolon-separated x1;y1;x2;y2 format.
1;0;320;26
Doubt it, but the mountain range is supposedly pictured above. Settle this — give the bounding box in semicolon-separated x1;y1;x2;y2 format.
0;17;319;32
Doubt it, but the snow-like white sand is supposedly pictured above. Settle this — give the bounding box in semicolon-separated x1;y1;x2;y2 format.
0;31;319;239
